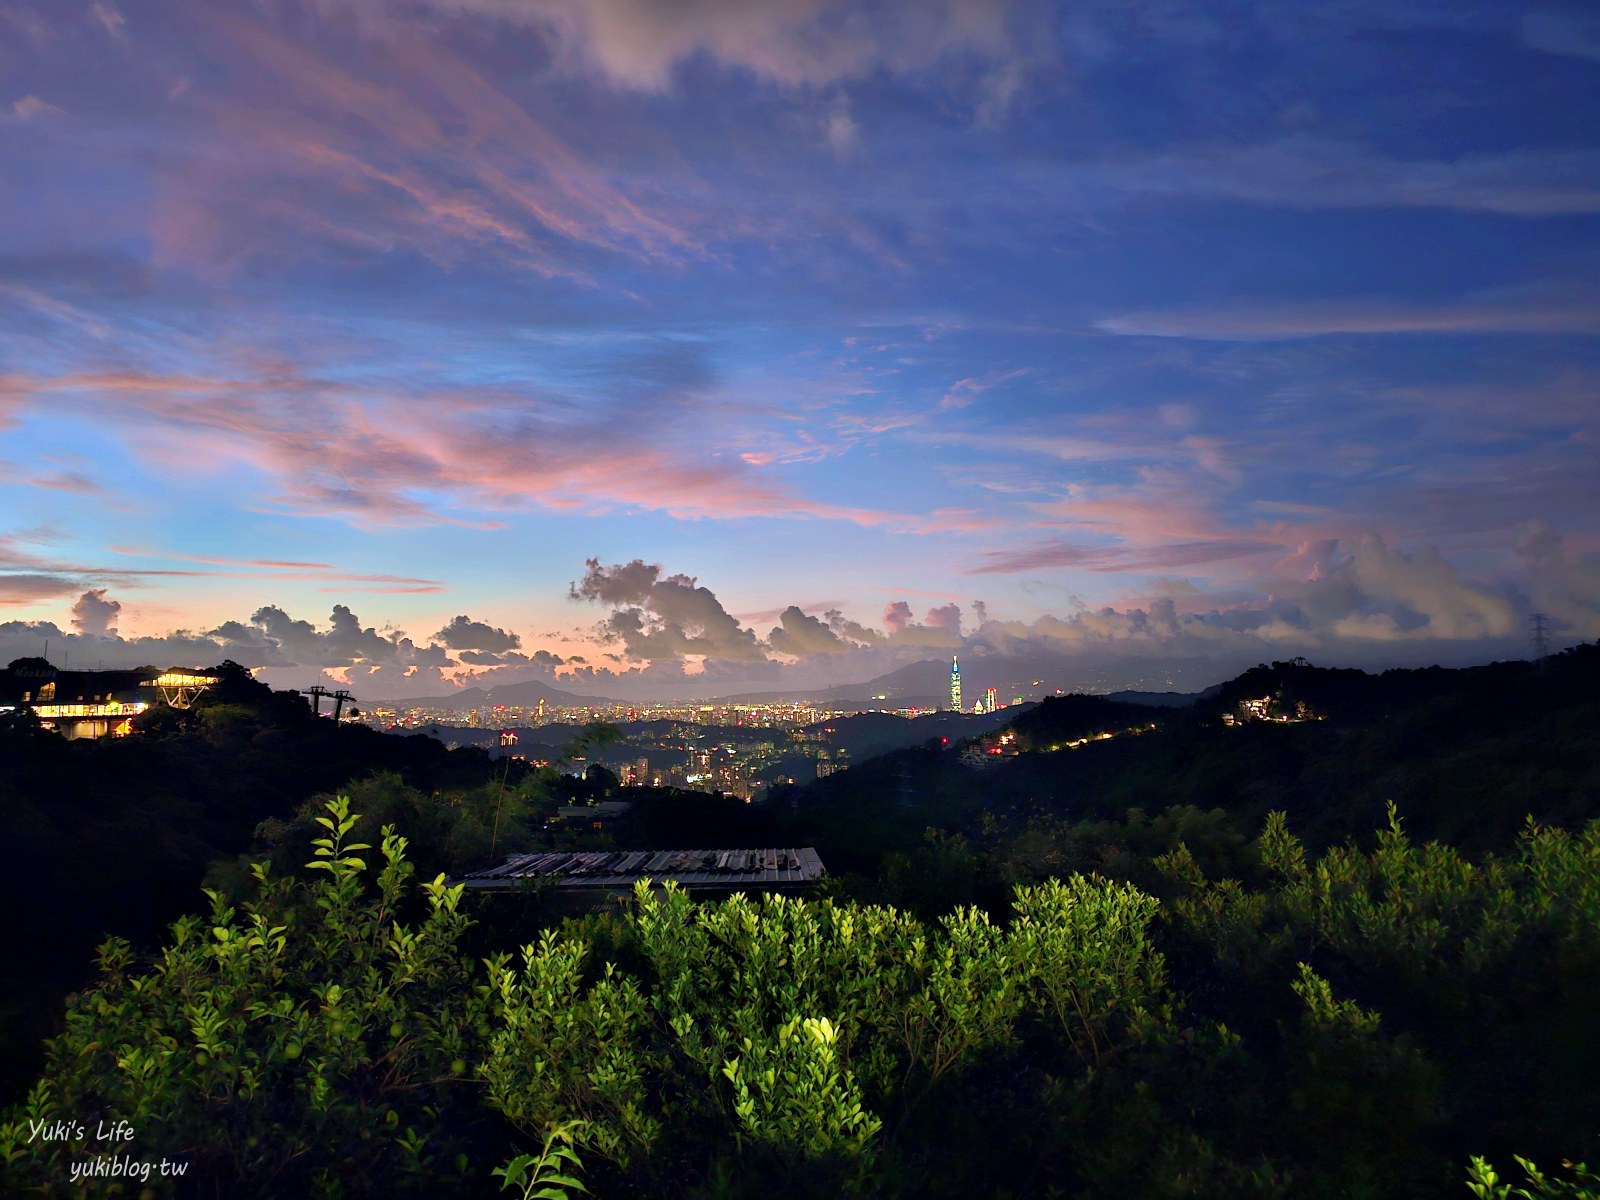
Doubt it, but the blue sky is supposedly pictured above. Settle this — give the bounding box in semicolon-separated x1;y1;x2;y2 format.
2;0;1597;700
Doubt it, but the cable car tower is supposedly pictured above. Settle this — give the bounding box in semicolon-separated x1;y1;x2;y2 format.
302;685;357;719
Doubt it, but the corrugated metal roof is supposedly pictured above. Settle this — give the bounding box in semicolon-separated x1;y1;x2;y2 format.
455;846;825;890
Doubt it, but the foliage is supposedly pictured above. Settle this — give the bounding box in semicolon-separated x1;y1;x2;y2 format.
493;1121;590;1200
0;687;523;1102
482;875;1169;1197
5;646;1600;1198
1468;1154;1600;1200
0;796;502;1197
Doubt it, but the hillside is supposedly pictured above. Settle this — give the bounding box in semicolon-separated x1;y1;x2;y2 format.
3;645;1598;1199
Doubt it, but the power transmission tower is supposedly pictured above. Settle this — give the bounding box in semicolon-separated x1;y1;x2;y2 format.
1529;612;1551;660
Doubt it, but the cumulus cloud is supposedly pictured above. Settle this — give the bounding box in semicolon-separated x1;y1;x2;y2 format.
0;598;546;686
924;602;962;635
960;532;1572;670
0;620;243;671
768;605;848;655
69;588;120;637
433;614;523;653
825;608;883;646
249;603;455;668
572;557;766;661
1512;523;1600;640
882;600;914;634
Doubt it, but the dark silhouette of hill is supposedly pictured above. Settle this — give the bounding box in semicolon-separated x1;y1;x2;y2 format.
808;705;1029;761
1106;684;1223;706
776;645;1600;894
0;663;528;1102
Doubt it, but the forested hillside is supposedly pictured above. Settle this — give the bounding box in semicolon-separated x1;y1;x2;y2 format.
2;646;1597;1197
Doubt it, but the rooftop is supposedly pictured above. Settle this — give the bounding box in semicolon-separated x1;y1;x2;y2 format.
454;847;825;893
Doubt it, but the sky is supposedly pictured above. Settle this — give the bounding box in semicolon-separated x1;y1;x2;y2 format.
2;0;1598;702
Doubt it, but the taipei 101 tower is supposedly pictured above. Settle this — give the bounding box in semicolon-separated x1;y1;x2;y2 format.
949;655;962;712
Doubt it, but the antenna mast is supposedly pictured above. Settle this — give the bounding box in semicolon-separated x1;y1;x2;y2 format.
1529;612;1551;659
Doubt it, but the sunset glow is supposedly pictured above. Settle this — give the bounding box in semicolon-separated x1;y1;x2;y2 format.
3;0;1597;700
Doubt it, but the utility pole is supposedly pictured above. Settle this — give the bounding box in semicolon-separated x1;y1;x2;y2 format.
1529;612;1551;660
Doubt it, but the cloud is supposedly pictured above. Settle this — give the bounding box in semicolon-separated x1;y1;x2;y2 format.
962;532;1557;665
137;7;703;280
824;92;860;156
1071;138;1600;217
6;95;65;122
972;538;1276;575
1323;535;1516;641
246;603;455;669
938;367;1029;411
866;599;963;649
1514;519;1564;563
1524;9;1600;62
434;0;1016;91
3;368;914;529
571;557;767;661
767;605;848;655
456;648;524;666
924;602;962;634
0;574;83;605
91;2;125;40
70;588;121;636
882;600;914;634
1512;523;1600;640
0;619;252;671
824;608;883;646
764;604;883;652
1096;296;1600;340
433;613;523;652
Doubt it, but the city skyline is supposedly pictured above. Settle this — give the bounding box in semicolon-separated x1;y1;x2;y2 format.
3;0;1599;701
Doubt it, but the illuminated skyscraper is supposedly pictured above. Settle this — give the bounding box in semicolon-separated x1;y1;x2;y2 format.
949;655;962;712
985;686;999;714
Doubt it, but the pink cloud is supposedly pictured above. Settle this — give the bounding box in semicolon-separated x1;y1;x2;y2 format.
971;537;1278;575
6;368;920;528
882;600;913;633
146;7;705;278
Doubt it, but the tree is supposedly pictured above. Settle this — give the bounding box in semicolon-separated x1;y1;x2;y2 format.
0;797;503;1198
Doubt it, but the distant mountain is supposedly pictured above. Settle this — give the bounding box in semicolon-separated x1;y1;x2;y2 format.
391;678;620;711
712;656;1246;708
712;658;965;707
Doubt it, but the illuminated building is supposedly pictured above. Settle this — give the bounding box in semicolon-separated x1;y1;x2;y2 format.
949;655;962;712
142;671;220;708
0;661;215;739
985;686;999;713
